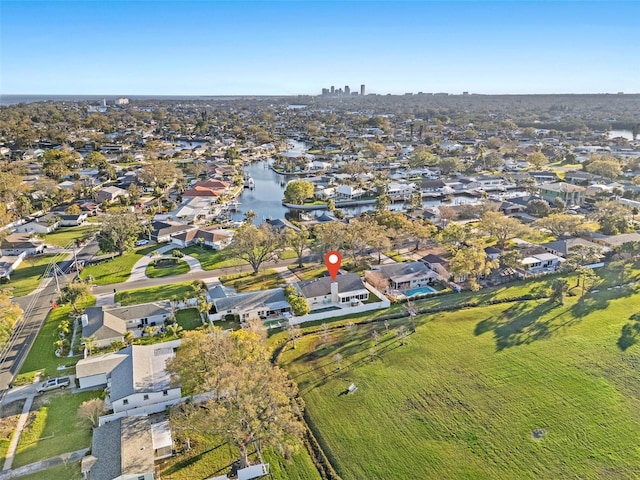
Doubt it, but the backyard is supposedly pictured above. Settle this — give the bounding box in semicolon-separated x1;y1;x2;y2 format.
278;283;640;479
180;246;247;270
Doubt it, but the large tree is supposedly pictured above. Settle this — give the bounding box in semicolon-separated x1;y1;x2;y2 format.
478;211;528;250
42;149;74;180
535;213;586;237
450;244;499;291
591;200;632;235
137;159;181;190
97;213;143;255
228;223;281;274
168;329;304;468
60;282;91;314
283;180;314;205
286;225;310;268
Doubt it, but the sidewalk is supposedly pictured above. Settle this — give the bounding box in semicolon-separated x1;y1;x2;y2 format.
274;265;299;284
126;245;203;283
0;448;89;479
2;374;39;472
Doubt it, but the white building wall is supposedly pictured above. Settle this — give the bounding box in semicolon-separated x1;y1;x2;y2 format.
79;373;108;389
112;387;182;413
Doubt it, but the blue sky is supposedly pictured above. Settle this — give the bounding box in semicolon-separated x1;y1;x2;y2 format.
1;1;638;95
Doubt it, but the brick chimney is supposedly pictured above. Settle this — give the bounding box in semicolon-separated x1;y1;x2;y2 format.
331;281;339;304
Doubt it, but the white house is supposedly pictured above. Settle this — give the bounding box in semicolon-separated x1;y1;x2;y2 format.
295;274;369;311
170;227;234;249
336;185;365;200
0;233;45;256
107;340;182;414
13;214;60;235
0;252;25;280
520;252;564;274
208;286;292;322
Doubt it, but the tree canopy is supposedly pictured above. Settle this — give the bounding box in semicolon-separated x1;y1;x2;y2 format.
97;213;143;255
283;180;314;205
168;329;304;468
228;223;281;274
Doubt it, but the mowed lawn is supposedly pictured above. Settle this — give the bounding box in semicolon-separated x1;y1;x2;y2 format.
18;297;95;380
115;282;197;306
44;225;99;248
280;287;640;479
80;245;158;285
4;254;60;297
180;246;247;270
13;390;103;468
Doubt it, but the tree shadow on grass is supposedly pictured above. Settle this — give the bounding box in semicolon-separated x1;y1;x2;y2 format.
475;301;579;351
163;441;227;475
617;313;640;351
571;285;638;319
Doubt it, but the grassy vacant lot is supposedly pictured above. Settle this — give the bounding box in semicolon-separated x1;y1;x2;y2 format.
44;225;99;248
145;258;190;278
220;269;284;292
115;281;196;306
279;284;640;479
158;432;321;480
180;246;247;270
19;296;96;380
4;254;60;297
80;244;158;285
13;390;102;468
176;308;202;330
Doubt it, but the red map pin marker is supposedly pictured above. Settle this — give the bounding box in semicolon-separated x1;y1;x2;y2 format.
324;250;342;281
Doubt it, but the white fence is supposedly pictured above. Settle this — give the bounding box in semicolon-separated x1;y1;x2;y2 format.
289;299;390;325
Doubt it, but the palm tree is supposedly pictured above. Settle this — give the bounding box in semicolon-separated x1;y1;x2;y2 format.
197;295;212;324
166;323;183;338
123;330;134;346
81;336;98;356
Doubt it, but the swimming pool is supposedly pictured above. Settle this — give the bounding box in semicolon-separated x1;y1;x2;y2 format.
406;286;437;297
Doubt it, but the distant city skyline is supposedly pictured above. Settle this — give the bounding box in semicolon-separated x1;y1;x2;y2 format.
1;1;639;96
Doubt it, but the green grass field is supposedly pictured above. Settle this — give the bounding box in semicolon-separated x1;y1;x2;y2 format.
145;258;190;278
220;269;284;292
13;390;103;468
44;225;99;248
80;245;158;285
3;254;59;297
115;282;197;306
180;246;247;270
279;285;640;479
288;263;326;281
18;296;95;379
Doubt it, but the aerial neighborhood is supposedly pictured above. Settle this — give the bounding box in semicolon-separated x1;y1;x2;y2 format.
1;92;640;479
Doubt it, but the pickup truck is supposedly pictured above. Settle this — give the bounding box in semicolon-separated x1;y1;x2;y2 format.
36;376;71;393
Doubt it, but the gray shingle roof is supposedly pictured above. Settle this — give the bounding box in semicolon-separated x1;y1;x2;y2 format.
213;288;289;314
90;417;154;480
82;307;127;341
108;301;171;322
371;262;435;283
296;273;366;298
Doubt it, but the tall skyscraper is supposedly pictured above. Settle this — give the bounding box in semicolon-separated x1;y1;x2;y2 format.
360;84;365;96
330;85;335;94
345;85;350;95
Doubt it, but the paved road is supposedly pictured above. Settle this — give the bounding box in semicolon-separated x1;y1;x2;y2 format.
0;240;100;395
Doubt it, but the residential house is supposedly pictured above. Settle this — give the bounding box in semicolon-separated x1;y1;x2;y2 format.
13;213;60;235
541;238;608;258
150;221;194;243
565;171;598;185
81;302;172;348
182;179;230;198
538;182;586;206
0;233;44;256
266;218;300;233
107;340;181;414
419;179;448;196
295;273;369;311
83;416;172;480
208;286;291;322
0;252;25;280
420;253;451;280
365;262;438;291
335;185;365;200
96;186;129;204
530;171;560;183
584;232;640;249
58;213;88;226
484;246;502;261
520;252;564;274
170;227;234;249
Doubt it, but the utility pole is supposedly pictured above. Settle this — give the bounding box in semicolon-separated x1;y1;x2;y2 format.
73;246;81;277
53;263;60;294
